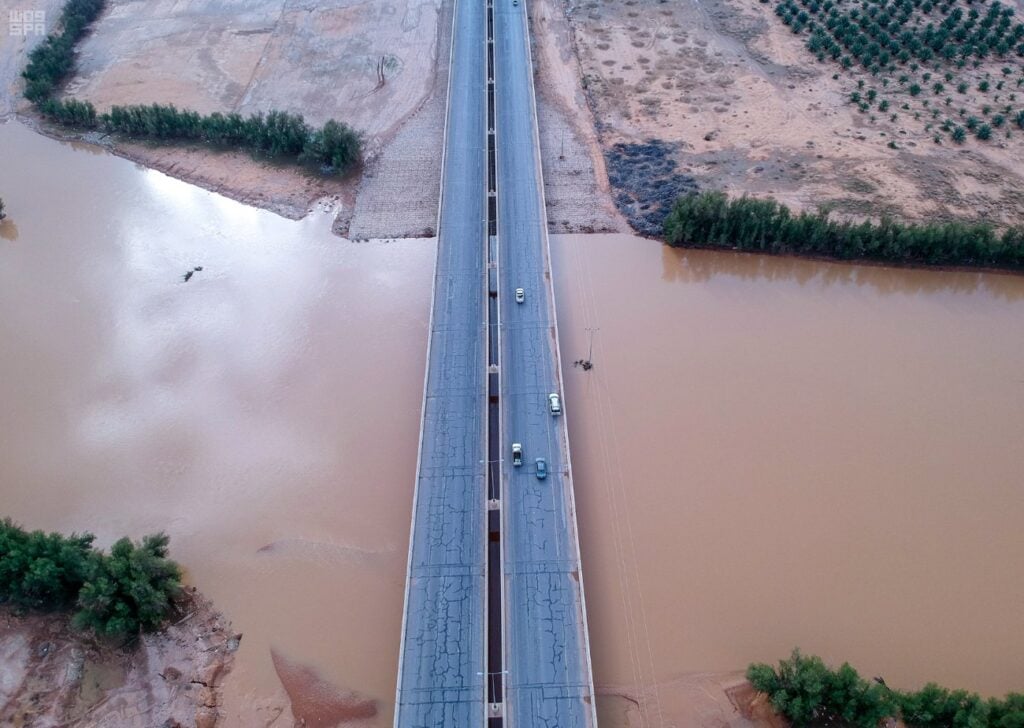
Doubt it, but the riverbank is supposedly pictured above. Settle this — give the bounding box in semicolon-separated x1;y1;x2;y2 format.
17;113;353;221
557;0;1024;228
0;591;236;727
1;0;449;236
3;0;630;236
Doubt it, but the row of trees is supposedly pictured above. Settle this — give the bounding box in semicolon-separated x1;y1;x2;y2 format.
780;0;1024;66
22;0;360;173
21;0;104;104
748;650;1024;727
663;191;1024;269
40;99;362;172
0;519;182;637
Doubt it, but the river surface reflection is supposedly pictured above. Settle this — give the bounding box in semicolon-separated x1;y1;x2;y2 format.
0;120;431;724
552;233;1024;724
2;118;1023;728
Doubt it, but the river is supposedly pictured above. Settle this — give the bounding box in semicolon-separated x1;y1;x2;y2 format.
1;119;1022;726
0;120;429;724
552;234;1024;724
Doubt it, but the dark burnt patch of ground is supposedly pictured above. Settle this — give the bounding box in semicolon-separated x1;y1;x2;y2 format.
605;139;698;236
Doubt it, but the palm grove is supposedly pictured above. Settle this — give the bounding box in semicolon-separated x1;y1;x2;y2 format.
23;0;360;173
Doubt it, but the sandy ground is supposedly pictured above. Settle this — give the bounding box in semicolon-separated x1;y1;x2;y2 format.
0;0;447;230
531;0;627;233
0;592;236;727
559;0;1024;227
1;0;625;235
62;0;450;231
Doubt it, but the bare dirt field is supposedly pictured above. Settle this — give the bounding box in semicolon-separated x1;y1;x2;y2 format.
0;0;449;232
0;593;237;727
63;0;449;232
558;0;1024;230
531;0;628;233
3;0;625;235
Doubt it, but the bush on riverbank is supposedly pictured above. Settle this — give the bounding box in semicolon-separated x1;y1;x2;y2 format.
748;650;1024;728
0;519;182;636
41;100;362;172
20;0;104;104
22;0;361;174
664;191;1024;270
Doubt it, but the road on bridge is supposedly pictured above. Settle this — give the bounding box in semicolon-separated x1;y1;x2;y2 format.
494;0;597;724
394;0;596;722
392;0;488;722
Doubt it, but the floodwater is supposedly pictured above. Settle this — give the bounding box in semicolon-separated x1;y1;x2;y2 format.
2;117;1023;728
0;120;432;724
551;234;1024;723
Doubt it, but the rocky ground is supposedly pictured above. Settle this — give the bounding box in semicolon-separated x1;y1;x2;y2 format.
0;591;238;728
559;0;1024;233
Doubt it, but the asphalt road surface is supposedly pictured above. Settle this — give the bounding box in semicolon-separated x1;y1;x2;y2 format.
494;0;598;724
392;0;488;722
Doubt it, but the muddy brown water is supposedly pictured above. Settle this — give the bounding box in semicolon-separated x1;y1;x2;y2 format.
552;234;1024;722
0;121;430;724
2;120;1023;727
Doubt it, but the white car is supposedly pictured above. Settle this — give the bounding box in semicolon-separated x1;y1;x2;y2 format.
548;393;561;415
512;442;523;466
515;288;525;304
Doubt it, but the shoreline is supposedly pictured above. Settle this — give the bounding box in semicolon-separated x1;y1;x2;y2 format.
9;111;1019;275
7;111;357;227
0;590;238;727
664;238;1024;278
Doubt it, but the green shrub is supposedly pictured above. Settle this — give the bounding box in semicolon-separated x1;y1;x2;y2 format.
21;0;361;174
748;651;1024;728
663;190;1024;269
20;0;105;103
74;533;181;637
0;519;182;637
0;519;93;610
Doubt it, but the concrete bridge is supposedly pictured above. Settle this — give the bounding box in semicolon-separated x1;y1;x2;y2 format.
392;0;597;724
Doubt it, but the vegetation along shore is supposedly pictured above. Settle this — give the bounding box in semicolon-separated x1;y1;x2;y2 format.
21;0;361;174
665;190;1024;270
748;650;1024;727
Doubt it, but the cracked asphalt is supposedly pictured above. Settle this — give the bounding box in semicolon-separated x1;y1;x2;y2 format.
393;0;488;722
495;0;597;723
395;0;595;722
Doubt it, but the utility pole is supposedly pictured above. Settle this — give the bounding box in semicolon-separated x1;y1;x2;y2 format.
585;326;599;363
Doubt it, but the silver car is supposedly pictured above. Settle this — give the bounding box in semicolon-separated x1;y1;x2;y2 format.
548;392;561;415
